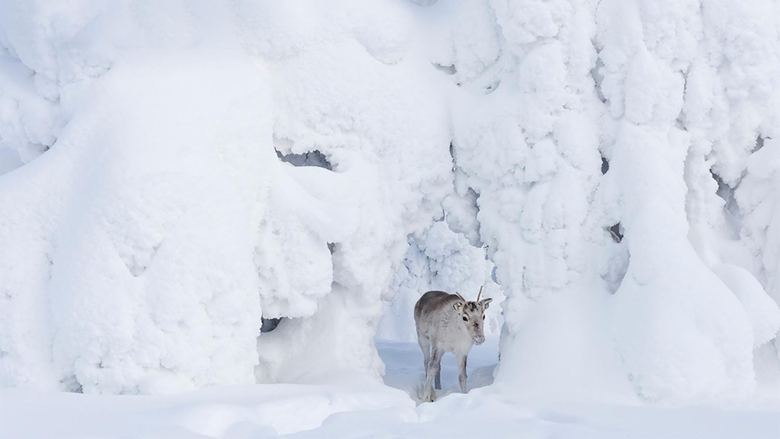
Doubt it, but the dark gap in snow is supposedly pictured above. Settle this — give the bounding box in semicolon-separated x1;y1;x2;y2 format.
260;317;284;333
751;135;766;153
711;169;742;238
327;242;336;254
464;187;485;247
712;170;739;213
61;375;83;393
608;223;623;243
432;62;456;75
275;149;333;170
600;155;609;174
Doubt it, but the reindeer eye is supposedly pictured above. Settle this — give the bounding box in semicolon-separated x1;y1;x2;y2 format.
482;315;485;320
462;316;468;322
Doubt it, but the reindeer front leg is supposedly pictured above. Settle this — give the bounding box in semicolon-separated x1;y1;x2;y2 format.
458;354;468;393
435;355;442;390
423;348;442;402
418;335;431;372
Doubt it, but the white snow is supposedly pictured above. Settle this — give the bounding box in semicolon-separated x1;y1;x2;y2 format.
3;340;780;438
0;0;452;392
2;0;780;436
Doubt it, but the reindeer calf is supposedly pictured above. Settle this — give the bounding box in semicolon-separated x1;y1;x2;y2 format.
414;287;492;402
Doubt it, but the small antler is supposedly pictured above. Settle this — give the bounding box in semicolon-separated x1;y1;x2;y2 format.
476;285;484;302
455;291;466;301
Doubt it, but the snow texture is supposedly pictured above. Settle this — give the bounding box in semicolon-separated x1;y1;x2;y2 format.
425;0;780;403
1;0;780;409
3;341;780;438
0;0;451;393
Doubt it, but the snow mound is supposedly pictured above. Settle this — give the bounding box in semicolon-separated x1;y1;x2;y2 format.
0;52;272;393
0;0;452;393
713;264;780;348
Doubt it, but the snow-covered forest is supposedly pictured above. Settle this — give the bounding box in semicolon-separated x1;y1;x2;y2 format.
2;0;780;437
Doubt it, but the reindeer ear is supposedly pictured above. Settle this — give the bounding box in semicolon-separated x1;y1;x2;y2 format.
452;301;464;312
480;298;493;309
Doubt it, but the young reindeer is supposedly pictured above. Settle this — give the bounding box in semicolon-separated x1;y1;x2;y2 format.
414;286;492;402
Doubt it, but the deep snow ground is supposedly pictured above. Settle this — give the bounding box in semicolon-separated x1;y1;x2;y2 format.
2;338;780;438
377;338;499;402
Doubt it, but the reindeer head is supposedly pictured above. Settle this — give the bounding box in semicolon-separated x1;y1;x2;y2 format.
453;286;493;345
